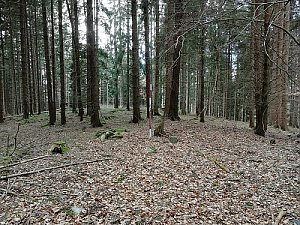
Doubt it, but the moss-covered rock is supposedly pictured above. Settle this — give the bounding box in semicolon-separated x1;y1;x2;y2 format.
51;141;70;154
96;128;127;141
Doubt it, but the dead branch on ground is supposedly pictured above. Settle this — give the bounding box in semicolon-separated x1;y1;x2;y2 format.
0;158;112;180
196;149;230;173
0;155;50;170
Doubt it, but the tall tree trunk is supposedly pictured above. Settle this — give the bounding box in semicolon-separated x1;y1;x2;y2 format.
74;0;84;120
199;27;205;123
20;0;29;119
255;0;270;136
42;0;56;125
225;33;232;120
0;50;3;123
51;0;57;115
280;2;290;130
8;5;16;115
180;50;187;115
58;0;66;125
29;17;37;114
113;0;119;109
164;0;174;118
153;0;160;115
65;0;77;114
168;0;183;121
126;0;130;111
143;0;151;118
27;18;33;116
34;0;42;114
131;0;141;123
87;0;102;127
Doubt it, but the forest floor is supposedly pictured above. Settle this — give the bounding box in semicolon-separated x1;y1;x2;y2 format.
0;107;299;225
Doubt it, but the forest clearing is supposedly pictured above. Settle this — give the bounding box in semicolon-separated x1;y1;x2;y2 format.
0;108;299;224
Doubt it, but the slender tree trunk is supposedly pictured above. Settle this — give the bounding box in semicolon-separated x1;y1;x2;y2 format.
65;0;77;114
0;6;3;120
153;0;160;115
20;0;29;119
143;0;151;118
29;18;37;114
199;28;205;123
34;0;42;114
187;55;191;114
131;0;141;123
74;0;84;120
0;51;3;123
113;0;119;109
51;0;57;115
126;0;130;111
87;0;102;127
8;5;16;115
280;2;290;130
226;33;232;120
58;0;66;125
180;50;187;115
27;18;34;116
42;0;56;125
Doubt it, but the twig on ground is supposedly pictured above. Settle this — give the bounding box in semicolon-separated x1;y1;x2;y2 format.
0;155;50;170
196;149;230;173
0;188;17;196
274;209;287;225
0;158;112;180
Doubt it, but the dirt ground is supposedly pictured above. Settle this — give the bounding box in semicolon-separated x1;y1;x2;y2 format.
0;108;299;224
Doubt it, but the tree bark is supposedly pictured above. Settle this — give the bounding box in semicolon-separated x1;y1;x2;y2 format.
42;0;56;125
153;0;160;116
58;0;66;125
255;0;270;136
0;52;3;123
87;0;102;127
168;0;183;121
34;0;42;114
131;0;141;123
199;28;205;123
143;0;151;118
164;0;174;118
74;0;84;120
180;49;187;115
126;0;130;111
20;0;29;119
51;0;57;116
